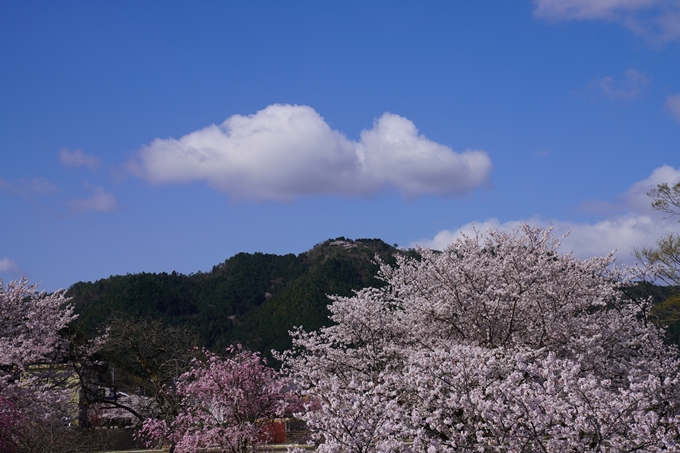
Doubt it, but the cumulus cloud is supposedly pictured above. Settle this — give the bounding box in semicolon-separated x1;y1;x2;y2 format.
0;258;19;274
68;186;118;212
574;165;679;214
621;164;680;210
0;177;57;198
666;94;680;122
128;104;492;201
534;0;680;43
594;69;650;99
413;165;680;263
60;148;102;170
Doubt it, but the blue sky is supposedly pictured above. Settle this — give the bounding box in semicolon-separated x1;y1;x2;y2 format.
2;0;680;291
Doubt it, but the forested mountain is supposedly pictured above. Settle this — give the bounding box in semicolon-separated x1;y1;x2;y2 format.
68;238;417;359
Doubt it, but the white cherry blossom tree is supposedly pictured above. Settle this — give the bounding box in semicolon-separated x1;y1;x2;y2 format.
0;277;79;449
282;225;680;453
0;277;74;372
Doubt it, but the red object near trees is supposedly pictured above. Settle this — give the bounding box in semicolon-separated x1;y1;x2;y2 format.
260;420;287;444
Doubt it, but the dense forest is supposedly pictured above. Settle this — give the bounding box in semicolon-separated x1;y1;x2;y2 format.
68;238;418;360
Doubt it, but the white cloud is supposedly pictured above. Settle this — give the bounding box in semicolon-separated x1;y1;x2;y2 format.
414;215;680;263
534;0;680;43
413;165;680;263
0;258;19;274
128;104;492;201
666;94;680;122
594;69;650;99
414;218;524;251
534;0;658;20
0;177;57;198
60;148;102;170
576;164;680;214
621;164;680;211
68;186;118;212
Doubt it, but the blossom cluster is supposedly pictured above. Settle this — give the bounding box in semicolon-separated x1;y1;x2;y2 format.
0;277;76;419
140;346;301;453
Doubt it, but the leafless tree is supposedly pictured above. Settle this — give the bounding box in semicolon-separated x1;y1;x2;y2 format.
86;315;199;426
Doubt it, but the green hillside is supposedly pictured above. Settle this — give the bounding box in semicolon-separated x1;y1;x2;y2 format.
68;238;415;359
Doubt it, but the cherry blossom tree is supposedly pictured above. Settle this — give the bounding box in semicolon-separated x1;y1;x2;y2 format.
282;225;680;453
0;277;75;376
0;277;110;451
140;345;301;453
0;277;76;416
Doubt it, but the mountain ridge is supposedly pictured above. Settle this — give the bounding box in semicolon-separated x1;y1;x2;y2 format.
68;237;417;359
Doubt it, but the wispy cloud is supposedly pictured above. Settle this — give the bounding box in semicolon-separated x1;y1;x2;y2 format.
666;94;680;122
413;165;680;263
535;0;658;20
593;69;650;99
0;258;19;274
128;104;492;202
60;148;102;170
0;177;57;198
68;186;118;212
534;0;680;44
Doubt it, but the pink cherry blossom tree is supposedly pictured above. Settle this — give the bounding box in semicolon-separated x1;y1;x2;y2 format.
282;225;680;453
140;345;302;453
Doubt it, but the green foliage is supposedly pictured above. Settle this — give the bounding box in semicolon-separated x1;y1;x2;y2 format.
633;232;680;285
619;280;678;305
652;293;680;344
619;281;680;344
69;238;407;363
